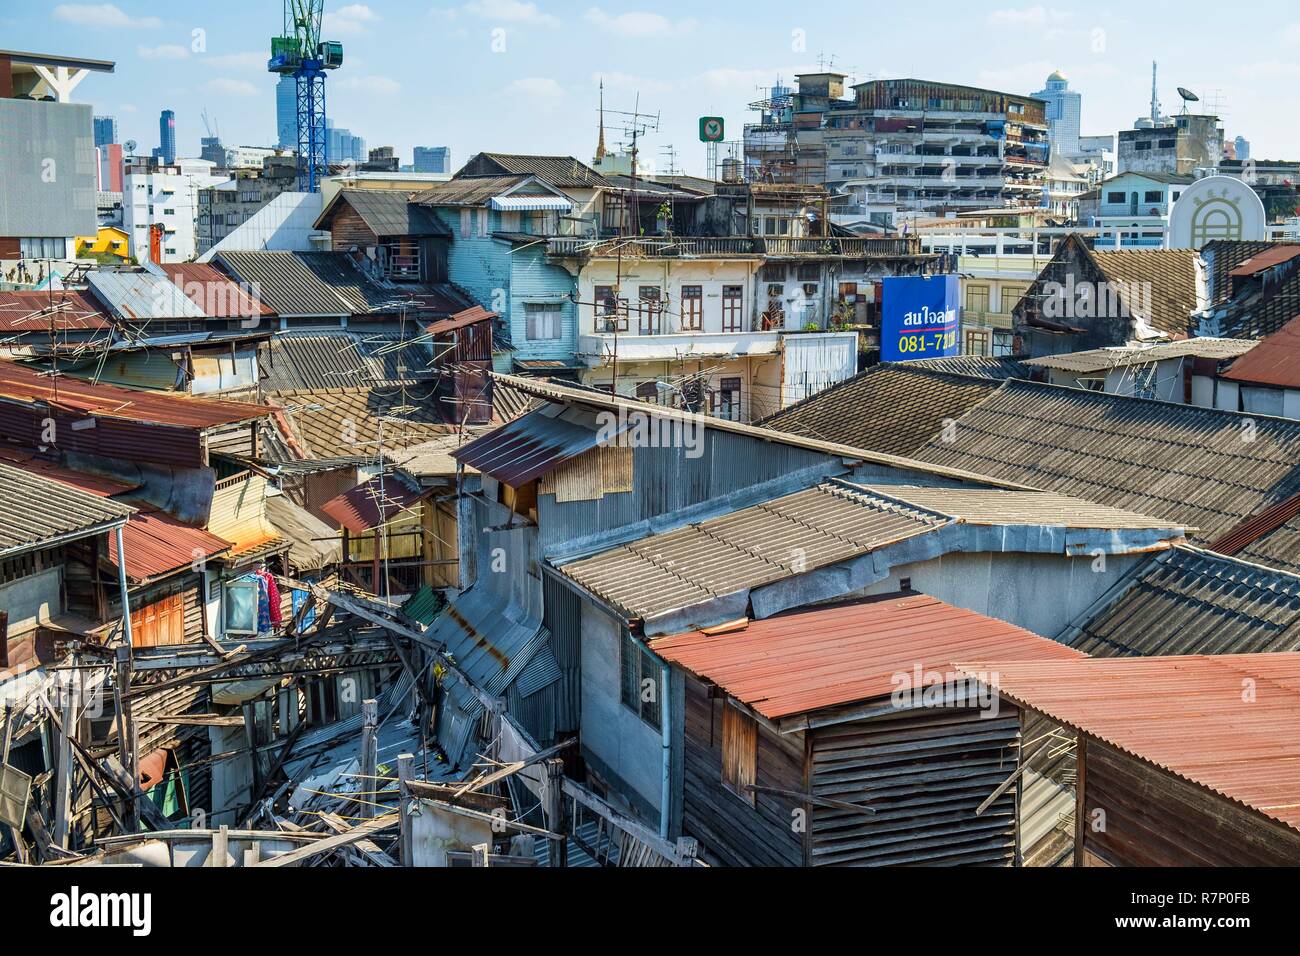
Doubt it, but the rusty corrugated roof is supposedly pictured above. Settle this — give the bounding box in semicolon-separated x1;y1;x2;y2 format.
321;472;427;534
650;593;1084;720
955;653;1300;833
1220;314;1300;389
163;263;273;318
107;503;232;583
451;405;610;487
0;461;134;559
0;358;270;428
0;290;112;331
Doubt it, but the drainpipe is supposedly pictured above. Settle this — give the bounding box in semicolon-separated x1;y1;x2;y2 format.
629;631;672;840
114;525;133;649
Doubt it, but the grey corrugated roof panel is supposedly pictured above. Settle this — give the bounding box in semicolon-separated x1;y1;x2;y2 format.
1065;546;1300;657
0;461;134;558
451;405;608;487
322;189;451;237
900;356;1035;381
264;331;435;391
413;175;531;207
913;378;1300;546
294;251;409;314
86;270;209;321
214;251;350;317
514;644;562;699
1238;516;1300;577
863;484;1187;530
558;482;948;621
466;153;609;188
424;587;548;695
1026;339;1258;374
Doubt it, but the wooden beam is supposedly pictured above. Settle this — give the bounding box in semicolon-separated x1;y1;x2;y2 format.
249;815;399;868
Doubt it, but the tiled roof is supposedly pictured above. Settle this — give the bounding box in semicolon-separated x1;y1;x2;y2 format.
413;175;532;207
1088;247;1199;335
759;364;1001;456
900;356;1034;380
318;189;451;237
267;386;457;459
459;152;608;188
912;378;1300;547
1062;546;1300;657
1203;240;1277;306
1238;518;1300;576
0;461;133;558
1026;338;1257;374
651;593;1085;720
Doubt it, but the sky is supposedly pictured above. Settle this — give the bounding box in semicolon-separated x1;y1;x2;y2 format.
6;1;1300;176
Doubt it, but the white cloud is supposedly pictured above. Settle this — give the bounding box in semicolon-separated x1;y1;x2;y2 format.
202;78;259;97
335;75;402;95
463;0;557;23
504;77;565;106
694;67;773;92
201;51;267;71
137;44;189;60
584;7;694;36
323;3;378;35
53;4;161;28
987;6;1070;26
1285;23;1300;44
1238;60;1300;80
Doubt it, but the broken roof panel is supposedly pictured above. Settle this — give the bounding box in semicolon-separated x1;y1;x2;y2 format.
0;290;111;332
451;405;610;487
651;593;1085;721
264;331;434;391
956;653;1300;833
321;472;427;535
0;461;134;559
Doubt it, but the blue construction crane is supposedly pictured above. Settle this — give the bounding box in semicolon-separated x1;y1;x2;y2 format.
268;0;343;192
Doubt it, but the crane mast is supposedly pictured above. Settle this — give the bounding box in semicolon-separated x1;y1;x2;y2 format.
268;0;343;192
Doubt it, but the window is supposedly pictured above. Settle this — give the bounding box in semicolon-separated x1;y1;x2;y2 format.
712;376;742;421
964;328;990;356
796;263;820;282
637;286;661;335
1143;191;1163;204
1172;191;1182;202
722;285;743;332
602;193;627;233
223;580;259;636
19;237;67;258
680;285;703;330
802;283;819;298
1106;191;1126;204
992;330;1014;357
761;263;785;282
620;631;661;729
525;301;563;340
722;704;757;805
965;284;990;313
594;285;627;332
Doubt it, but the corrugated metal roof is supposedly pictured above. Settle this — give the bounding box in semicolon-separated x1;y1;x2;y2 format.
317;189;451;237
559;482;948;621
0;460;134;558
1063;546;1300;657
162;263;272;319
451;405;610;487
264;331;435;391
413;175;531;207
865;483;1188;531
0;358;269;428
462;153;607;188
0;291;111;331
1228;246;1300;277
320;472;427;534
267;386;456;459
1220;314;1300;389
761;364;1003;457
954;653;1300;832
426;305;496;336
86;271;209;321
1026;338;1257;374
108;504;232;582
488;195;574;212
392;432;483;478
913;378;1300;548
0;448;139;496
651;594;1084;720
900;356;1033;380
215;251;351;317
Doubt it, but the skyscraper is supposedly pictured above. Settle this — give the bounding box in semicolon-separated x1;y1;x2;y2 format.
93;115;118;147
276;76;296;149
1033;70;1081;158
158;109;176;165
413;146;450;173
1235;136;1251;162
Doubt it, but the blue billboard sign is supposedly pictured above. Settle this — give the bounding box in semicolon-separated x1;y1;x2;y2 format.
880;275;961;362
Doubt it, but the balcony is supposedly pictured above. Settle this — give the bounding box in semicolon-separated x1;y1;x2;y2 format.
575;329;783;367
546;235;922;260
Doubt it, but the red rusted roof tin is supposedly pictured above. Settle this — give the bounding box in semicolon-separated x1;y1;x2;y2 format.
1228;246;1300;277
1220;314;1300;389
0;290;112;331
426;305;497;336
163;263;274;318
0;358;270;428
954;653;1300;833
108;503;233;583
321;472;428;535
650;593;1085;721
0;448;139;496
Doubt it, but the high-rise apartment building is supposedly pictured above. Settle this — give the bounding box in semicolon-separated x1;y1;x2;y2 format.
93;114;118;147
1033;70;1081;157
413;146;450;173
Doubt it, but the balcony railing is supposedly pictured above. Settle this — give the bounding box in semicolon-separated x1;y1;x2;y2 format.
547;235;922;259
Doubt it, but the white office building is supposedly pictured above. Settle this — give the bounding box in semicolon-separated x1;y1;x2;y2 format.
1034;70;1081;158
124;158;229;263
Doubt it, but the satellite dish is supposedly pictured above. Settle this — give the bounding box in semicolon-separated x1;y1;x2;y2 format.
1177;87;1200;102
124;139;137;154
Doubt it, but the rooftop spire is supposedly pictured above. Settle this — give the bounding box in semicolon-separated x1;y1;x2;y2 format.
595;78;607;162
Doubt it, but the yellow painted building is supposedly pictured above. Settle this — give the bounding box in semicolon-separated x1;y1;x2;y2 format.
75;226;130;260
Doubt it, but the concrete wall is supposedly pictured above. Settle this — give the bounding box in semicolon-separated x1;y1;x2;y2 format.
579;597;663;816
0;566;61;635
0;99;96;239
853;549;1147;640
